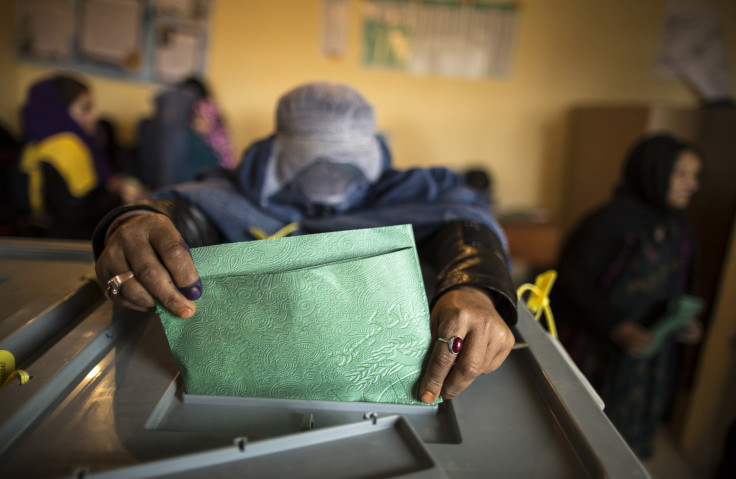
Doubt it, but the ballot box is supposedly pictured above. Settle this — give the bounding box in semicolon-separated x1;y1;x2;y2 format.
0;238;649;478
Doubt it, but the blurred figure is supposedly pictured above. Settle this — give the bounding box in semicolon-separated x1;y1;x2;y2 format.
180;76;235;170
96;117;123;172
136;77;234;189
18;74;144;239
464;167;495;209
0;122;20;235
552;133;703;459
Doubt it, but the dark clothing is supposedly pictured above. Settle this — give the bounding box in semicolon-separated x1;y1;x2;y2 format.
554;198;695;458
41;163;121;239
553;134;699;459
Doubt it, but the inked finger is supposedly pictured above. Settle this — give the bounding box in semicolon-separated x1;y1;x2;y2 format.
149;222;202;300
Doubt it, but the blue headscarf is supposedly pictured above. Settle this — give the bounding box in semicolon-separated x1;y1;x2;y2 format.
158;135;506;247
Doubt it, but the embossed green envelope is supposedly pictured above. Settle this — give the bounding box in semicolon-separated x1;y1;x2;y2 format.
157;225;435;405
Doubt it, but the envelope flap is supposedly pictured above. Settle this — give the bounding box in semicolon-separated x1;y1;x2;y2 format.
192;224;418;278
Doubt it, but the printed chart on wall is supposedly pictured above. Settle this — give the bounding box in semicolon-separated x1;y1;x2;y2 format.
14;0;212;84
361;0;519;79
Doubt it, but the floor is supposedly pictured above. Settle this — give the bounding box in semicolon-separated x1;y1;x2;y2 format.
643;426;703;479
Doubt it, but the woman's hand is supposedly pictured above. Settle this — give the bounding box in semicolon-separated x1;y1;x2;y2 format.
419;286;514;403
677;319;703;344
95;213;202;318
107;175;148;204
610;320;654;356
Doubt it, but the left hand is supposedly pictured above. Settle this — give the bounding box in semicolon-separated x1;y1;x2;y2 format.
419;286;514;403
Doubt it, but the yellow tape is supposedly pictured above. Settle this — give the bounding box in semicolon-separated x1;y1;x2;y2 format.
517;270;558;338
0;350;30;389
249;222;300;240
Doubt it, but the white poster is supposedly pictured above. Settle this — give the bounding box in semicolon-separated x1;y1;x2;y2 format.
79;0;143;71
655;2;732;100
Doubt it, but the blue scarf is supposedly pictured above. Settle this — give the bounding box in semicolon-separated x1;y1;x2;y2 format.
156;136;507;248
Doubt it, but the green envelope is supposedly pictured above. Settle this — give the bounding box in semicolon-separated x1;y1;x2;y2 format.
157;224;436;405
639;295;705;358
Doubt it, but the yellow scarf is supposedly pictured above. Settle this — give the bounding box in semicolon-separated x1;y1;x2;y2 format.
19;133;99;213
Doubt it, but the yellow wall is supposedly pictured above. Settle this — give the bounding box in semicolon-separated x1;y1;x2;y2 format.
1;0;735;216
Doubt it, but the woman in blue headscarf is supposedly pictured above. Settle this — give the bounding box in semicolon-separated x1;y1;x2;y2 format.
19;74;143;239
92;82;517;402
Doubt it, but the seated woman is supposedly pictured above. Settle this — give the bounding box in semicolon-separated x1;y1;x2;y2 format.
552;133;703;458
136;77;234;189
18;74;143;239
181;77;235;170
93;82;517;403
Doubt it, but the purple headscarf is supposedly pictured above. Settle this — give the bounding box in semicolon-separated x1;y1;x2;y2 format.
192;99;235;168
23;76;115;183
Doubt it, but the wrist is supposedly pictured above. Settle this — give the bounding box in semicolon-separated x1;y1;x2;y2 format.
104;210;156;244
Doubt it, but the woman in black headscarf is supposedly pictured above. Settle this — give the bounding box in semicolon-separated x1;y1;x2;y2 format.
553;133;703;459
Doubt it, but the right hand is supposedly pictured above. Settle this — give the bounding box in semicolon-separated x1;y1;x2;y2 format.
609;320;653;356
95;213;202;318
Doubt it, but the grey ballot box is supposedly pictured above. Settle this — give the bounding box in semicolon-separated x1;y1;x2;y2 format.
0;238;649;478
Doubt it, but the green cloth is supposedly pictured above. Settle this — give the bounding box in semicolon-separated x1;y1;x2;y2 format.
640;295;705;358
157;224;437;405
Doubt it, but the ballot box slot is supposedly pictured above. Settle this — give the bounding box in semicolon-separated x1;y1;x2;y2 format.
74;415;446;479
144;373;462;445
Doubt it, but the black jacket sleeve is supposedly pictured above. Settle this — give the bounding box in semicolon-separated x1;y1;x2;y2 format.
92;197;223;259
418;221;517;326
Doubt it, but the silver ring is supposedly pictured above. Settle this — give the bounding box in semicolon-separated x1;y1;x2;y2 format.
437;336;464;354
105;271;135;299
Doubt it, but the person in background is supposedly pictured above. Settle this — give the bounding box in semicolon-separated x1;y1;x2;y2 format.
93;82;517;403
464;167;495;209
136;77;234;189
0;122;20;236
180;76;235;170
18;74;144;239
552;133;703;459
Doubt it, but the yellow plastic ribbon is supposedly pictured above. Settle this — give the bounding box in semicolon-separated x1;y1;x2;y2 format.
517;270;558;338
0;350;30;389
249;222;301;240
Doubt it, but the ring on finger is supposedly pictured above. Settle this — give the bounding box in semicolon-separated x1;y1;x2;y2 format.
437;336;464;354
105;271;135;300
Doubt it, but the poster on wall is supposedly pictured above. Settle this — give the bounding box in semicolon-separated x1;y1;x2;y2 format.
654;2;732;102
361;0;519;79
153;24;204;82
14;0;213;84
15;0;76;62
322;0;349;58
78;0;145;73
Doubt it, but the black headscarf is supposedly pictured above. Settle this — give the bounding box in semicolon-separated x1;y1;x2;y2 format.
615;134;699;213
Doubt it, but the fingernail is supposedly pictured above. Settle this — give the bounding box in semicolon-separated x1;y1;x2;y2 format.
178;279;203;300
179;307;194;319
421;392;436;404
